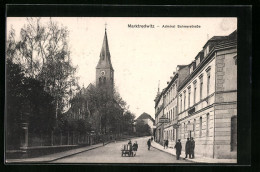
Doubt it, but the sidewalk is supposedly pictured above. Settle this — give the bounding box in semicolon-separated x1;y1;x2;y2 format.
6;143;105;163
6;136;141;163
151;141;237;163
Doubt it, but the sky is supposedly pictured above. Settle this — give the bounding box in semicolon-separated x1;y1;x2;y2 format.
7;17;237;119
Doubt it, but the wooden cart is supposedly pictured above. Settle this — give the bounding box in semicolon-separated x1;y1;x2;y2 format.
121;144;134;157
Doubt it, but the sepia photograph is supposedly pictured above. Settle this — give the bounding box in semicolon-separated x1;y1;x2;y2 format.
5;16;238;164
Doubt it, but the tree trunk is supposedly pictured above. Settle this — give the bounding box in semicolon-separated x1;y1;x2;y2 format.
67;132;69;145
51;130;54;146
60;132;62;145
40;133;43;146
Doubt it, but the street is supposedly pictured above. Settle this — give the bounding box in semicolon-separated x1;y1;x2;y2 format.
52;137;191;163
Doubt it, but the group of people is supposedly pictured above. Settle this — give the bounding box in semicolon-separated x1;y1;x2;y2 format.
174;137;195;160
128;140;138;156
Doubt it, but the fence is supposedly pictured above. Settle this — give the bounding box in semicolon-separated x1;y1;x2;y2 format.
28;131;122;147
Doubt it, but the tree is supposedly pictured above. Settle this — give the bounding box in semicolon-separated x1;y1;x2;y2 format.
6;59;56;149
121;111;135;134
135;120;152;136
6;17;78;121
71;84;126;134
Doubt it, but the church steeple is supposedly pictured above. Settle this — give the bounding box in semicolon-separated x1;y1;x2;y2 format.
96;26;114;88
96;28;113;70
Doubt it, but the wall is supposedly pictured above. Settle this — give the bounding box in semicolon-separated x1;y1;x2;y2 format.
214;47;237;159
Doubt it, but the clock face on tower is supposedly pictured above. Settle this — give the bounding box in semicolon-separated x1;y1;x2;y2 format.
100;71;105;76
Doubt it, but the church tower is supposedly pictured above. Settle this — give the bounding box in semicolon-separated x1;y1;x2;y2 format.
96;27;114;90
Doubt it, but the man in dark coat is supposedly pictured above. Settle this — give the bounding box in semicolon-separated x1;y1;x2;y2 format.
147;139;151;150
165;139;169;149
190;137;195;159
133;141;138;156
174;139;182;160
185;138;191;158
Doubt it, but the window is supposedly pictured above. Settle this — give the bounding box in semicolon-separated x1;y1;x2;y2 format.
188;87;191;108
194;84;197;104
233;55;237;65
173;108;175;120
231;116;237;151
180;95;182;112
200;75;203;100
184;91;186;110
206;113;209;136
206;67;211;97
188;121;191;138
184;123;186;138
199;117;202;137
207;74;210;96
194;119;196;137
204;45;209;57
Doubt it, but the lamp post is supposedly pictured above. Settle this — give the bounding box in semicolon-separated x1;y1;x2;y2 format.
20;121;29;148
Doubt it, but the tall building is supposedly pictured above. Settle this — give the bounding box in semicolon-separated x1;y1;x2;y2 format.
155;30;237;159
96;28;114;92
177;30;237;159
154;65;189;146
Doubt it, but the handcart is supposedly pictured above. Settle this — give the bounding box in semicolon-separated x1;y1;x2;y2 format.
121;144;134;157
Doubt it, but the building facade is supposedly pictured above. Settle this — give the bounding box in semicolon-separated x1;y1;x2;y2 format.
154;30;237;159
154;90;164;145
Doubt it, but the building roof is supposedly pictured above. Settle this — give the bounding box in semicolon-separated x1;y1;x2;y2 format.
178;30;237;91
96;29;114;70
137;112;155;123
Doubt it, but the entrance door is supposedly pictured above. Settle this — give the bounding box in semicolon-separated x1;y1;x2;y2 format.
231;116;237;151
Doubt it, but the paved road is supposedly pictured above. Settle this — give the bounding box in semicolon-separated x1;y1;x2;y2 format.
52;136;191;163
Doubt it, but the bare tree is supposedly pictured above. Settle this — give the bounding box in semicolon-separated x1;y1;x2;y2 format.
6;17;78;120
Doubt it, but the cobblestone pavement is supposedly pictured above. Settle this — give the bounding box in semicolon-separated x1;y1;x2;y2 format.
52;136;192;163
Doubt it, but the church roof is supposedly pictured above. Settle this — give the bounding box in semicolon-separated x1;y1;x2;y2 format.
137;112;155;123
96;29;114;70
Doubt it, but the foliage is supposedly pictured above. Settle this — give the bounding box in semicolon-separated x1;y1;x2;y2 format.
121;111;135;134
6;17;78;119
6;59;56;149
135;120;152;136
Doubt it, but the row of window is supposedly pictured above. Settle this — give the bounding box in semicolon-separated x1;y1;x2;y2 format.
179;67;211;113
181;113;210;138
164;129;175;141
166;107;178;121
164;82;177;105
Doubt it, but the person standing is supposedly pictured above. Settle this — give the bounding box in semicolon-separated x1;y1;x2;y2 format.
165;139;169;149
147;139;151;150
133;141;138;156
163;139;166;149
174;139;182;160
185;138;191;159
190;137;195;159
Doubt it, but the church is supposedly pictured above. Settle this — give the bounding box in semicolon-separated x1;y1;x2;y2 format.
64;27;122;134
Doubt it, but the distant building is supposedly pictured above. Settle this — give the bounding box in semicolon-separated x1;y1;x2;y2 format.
136;112;155;134
154;65;189;146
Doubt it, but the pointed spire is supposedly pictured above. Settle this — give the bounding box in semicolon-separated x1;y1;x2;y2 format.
96;26;113;69
158;80;160;93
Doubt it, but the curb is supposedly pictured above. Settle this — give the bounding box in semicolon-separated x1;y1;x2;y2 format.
151;145;194;163
7;136;141;163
